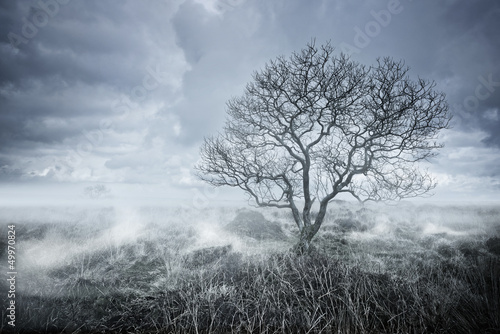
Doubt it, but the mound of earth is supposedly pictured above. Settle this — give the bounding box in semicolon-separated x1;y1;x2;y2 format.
185;245;232;268
224;210;287;241
486;237;500;256
335;218;368;232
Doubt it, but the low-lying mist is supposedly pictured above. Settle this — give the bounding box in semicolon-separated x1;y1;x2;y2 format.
2;202;499;278
1;202;499;333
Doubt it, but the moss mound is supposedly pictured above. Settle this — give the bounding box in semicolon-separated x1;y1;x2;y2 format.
224;210;287;241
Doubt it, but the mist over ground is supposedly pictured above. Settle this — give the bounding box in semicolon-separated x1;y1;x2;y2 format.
1;201;499;332
2;201;499;284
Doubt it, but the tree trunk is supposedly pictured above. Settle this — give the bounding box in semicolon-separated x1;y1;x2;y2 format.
295;225;317;254
294;204;329;254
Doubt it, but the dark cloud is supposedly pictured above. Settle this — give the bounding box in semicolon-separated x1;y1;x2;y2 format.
1;2;154;90
0;0;188;182
170;0;281;143
0;0;499;201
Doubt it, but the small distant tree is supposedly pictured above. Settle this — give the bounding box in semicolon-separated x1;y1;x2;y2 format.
196;41;451;252
83;184;111;199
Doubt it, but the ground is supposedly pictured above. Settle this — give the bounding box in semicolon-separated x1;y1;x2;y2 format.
0;202;499;333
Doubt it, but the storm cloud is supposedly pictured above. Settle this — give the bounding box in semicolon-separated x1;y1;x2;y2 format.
0;0;499;202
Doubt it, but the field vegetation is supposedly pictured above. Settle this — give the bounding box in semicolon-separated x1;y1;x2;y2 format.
0;202;499;333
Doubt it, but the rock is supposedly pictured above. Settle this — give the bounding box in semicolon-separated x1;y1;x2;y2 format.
224;210;287;241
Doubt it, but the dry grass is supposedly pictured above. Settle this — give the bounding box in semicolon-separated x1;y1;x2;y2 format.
0;203;499;333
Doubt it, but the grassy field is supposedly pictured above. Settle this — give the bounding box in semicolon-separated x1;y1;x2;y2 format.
0;202;499;333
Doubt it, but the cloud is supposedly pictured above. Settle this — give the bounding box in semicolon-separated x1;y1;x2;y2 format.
0;0;499;203
0;0;190;185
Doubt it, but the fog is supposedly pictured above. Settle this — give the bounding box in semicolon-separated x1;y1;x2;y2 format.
3;201;499;276
0;182;248;208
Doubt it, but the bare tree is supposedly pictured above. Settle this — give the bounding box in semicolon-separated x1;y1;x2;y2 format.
196;41;451;252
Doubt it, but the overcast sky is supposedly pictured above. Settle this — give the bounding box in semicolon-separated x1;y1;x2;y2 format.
0;0;499;205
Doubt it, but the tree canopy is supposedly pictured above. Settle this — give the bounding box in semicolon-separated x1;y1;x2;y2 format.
196;41;451;251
